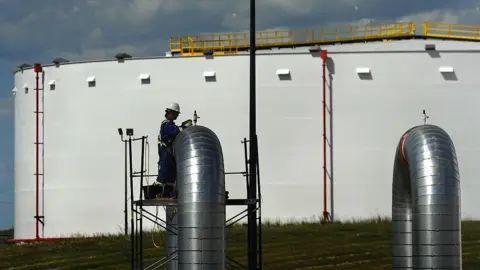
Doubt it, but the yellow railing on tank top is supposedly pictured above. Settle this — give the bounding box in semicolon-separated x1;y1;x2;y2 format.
422;22;480;40
169;22;480;56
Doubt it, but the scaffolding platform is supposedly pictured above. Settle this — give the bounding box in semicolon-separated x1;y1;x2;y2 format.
125;135;263;270
134;198;259;206
134;199;177;206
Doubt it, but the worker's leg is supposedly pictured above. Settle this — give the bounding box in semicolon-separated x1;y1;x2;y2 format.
165;153;177;184
163;154;177;198
156;146;168;185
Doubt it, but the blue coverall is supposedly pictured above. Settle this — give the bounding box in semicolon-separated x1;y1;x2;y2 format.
157;119;187;184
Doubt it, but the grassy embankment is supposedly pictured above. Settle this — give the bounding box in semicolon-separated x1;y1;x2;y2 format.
1;218;480;270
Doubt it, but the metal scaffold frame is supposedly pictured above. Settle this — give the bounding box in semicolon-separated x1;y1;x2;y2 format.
119;128;263;270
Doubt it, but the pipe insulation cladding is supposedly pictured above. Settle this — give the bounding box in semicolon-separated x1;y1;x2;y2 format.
392;124;462;269
166;205;178;270
173;125;227;270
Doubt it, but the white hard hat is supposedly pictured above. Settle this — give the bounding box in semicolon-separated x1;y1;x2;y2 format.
166;102;180;113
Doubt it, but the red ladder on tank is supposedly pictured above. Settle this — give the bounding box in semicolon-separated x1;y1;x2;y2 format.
33;63;45;239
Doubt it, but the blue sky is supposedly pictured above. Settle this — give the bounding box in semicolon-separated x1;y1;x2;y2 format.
0;0;479;229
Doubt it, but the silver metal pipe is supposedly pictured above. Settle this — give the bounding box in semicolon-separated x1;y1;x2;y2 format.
392;124;462;269
166;206;178;270
173;125;227;270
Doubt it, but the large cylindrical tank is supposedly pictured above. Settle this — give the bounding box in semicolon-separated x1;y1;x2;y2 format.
12;38;480;239
174;125;226;269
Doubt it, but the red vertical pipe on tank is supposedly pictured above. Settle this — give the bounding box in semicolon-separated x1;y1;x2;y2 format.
320;50;329;222
33;63;42;239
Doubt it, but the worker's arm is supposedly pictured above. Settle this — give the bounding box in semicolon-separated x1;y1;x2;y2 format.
161;119;193;140
162;121;182;139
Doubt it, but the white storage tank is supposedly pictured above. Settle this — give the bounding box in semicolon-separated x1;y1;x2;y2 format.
12;24;480;239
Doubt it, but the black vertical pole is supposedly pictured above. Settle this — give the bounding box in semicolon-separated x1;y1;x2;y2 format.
243;138;249;194
135;205;138;267
139;136;145;269
128;136;135;270
248;0;258;269
124;140;128;236
256;134;262;268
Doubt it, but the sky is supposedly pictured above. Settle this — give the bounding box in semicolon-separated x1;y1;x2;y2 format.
0;0;480;229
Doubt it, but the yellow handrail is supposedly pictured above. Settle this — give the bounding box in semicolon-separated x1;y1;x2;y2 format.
423;22;480;40
170;22;415;55
169;22;480;56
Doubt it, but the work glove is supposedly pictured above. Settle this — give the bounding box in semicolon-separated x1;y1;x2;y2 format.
182;119;193;128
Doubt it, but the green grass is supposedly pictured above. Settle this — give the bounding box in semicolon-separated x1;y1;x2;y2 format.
1;218;480;270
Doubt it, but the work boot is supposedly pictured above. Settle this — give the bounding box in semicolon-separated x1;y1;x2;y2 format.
161;183;176;199
156;190;169;200
167;180;177;199
153;181;165;187
153;181;168;199
169;188;177;199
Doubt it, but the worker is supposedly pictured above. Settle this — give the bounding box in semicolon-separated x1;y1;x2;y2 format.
155;102;192;198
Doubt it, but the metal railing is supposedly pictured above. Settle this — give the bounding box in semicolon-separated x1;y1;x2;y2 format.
170;22;415;55
170;22;480;56
423;22;480;40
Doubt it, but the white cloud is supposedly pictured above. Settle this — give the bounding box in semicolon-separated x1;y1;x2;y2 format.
0;162;13;199
261;0;318;15
51;43;155;60
0;97;13;118
398;8;480;25
88;27;103;40
0;1;480;63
